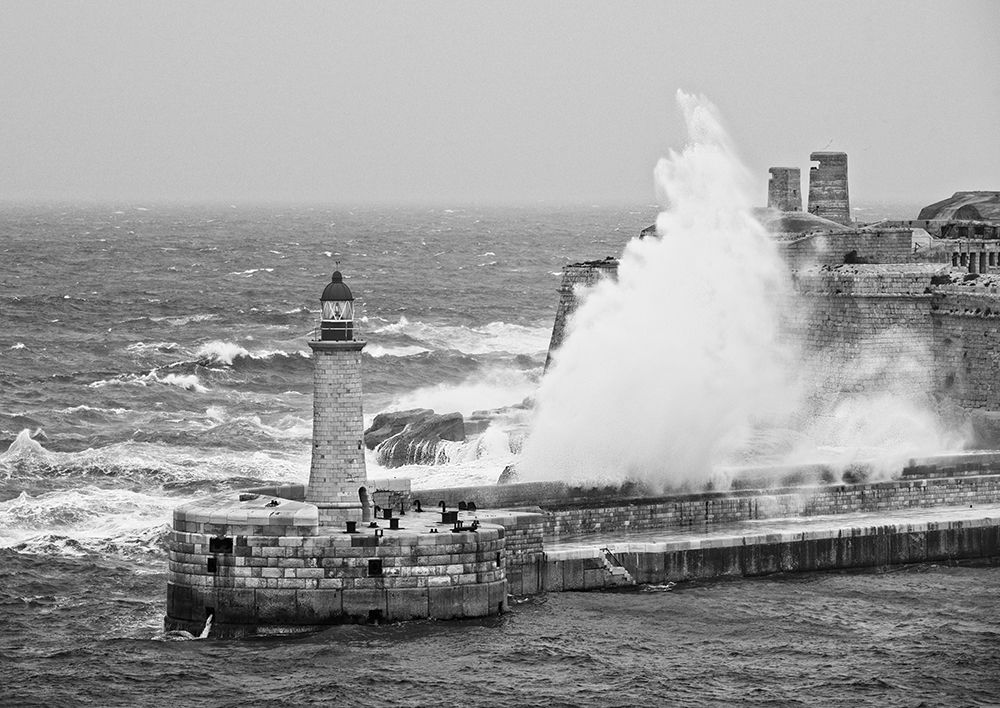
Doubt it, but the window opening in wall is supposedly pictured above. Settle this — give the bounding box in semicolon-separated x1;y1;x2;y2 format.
209;537;233;553
207;557;217;573
368;558;383;577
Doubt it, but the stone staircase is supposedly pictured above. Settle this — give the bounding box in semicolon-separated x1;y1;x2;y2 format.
600;548;635;587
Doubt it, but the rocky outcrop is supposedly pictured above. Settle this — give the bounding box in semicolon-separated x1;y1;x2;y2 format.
364;409;466;468
497;464;519;485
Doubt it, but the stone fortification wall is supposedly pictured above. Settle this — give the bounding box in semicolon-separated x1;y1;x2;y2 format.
808;151;850;225
539;474;1000;539
940;241;1000;274
778;229;913;268
545;257;618;368
932;286;1000;409
768;167;802;211
786;265;940;398
471;511;547;595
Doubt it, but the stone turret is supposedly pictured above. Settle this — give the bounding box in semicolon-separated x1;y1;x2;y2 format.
306;271;368;525
768;167;802;211
808;151;850;225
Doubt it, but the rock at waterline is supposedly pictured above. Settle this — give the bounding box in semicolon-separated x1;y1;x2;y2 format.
364;409;466;468
497;464;520;485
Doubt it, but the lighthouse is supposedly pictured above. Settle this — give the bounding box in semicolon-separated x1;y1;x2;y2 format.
306;271;368;525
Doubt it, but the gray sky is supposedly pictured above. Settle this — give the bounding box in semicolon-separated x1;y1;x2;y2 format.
2;1;997;206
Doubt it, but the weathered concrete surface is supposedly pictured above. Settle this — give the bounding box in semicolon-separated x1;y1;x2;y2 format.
544;504;1000;590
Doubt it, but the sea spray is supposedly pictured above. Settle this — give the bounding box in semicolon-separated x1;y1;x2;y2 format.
519;92;797;488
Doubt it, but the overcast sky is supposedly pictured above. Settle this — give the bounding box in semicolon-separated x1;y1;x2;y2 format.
2;1;998;206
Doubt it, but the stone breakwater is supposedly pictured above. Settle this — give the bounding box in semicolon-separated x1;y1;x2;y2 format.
544;505;1000;591
411;460;1000;596
165;460;1000;635
165;493;507;638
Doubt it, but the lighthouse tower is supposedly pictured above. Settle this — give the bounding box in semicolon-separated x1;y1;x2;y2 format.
306;271;368;526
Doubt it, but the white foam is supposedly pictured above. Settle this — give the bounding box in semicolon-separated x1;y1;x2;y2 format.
0;486;174;551
371;316;550;356
383;367;537;417
195;340;250;365
0;429;49;465
88;370;208;392
520;91;795;489
228;268;274;277
149;314;218;326
365;343;431;358
125;341;179;355
59;405;130;415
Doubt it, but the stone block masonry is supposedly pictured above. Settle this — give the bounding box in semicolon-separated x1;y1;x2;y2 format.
165;493;508;637
545;257;618;369
779;229;914;268
307;339;367;523
808;151;850;225
768;167;802;211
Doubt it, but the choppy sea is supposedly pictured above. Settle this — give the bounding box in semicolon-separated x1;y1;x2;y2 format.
2;203;997;706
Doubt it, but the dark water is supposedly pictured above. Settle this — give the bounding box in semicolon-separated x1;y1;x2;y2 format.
3;202;996;706
3;550;998;706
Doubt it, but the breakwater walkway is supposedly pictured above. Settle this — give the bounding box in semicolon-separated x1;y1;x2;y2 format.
540;503;1000;591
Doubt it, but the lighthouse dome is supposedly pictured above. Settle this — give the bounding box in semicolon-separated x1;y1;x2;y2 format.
321;271;354;301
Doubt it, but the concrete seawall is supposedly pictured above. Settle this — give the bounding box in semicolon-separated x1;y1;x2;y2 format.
544;506;1000;591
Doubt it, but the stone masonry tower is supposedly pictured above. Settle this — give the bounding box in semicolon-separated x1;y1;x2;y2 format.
808;151;850;225
306;271;367;526
767;167;802;211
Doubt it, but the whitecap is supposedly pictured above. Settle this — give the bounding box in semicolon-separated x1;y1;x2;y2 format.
157;373;208;393
370;316;550;356
0;429;49;464
228;268;274;277
195;340;250;365
365;344;431;358
149;313;217;326
59;405;130;415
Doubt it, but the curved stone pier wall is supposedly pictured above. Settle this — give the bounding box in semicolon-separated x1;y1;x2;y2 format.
165;494;507;637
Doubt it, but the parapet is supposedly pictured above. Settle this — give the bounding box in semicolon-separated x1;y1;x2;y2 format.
767;167;802;211
808;151;851;226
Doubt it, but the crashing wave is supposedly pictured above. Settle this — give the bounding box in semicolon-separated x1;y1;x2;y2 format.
195;340;308;367
88;369;208;392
